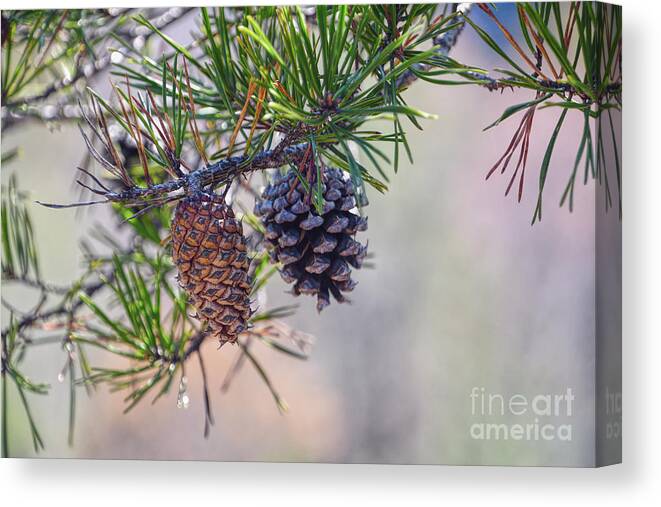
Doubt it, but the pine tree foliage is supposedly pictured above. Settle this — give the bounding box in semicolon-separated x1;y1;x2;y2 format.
0;3;621;455
465;3;622;222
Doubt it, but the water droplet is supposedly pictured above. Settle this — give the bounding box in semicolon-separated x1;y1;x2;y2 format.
111;51;125;64
176;376;189;409
57;372;65;383
177;393;190;409
42;105;56;119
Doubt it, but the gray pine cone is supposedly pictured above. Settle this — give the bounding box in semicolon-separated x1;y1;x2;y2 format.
254;167;368;312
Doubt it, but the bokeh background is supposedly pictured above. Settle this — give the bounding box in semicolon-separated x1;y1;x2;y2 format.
1;4;612;466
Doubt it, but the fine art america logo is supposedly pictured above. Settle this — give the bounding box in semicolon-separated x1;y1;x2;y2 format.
469;387;574;442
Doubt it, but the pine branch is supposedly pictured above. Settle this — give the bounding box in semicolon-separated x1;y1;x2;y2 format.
40;5;472;211
462;69;621;102
39;140;311;208
1;8;196;132
0;276;109;340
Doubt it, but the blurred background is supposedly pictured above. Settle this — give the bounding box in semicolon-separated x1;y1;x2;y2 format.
1;4;604;466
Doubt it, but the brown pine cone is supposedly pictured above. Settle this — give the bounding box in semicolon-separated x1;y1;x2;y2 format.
254;167;368;312
171;195;252;344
